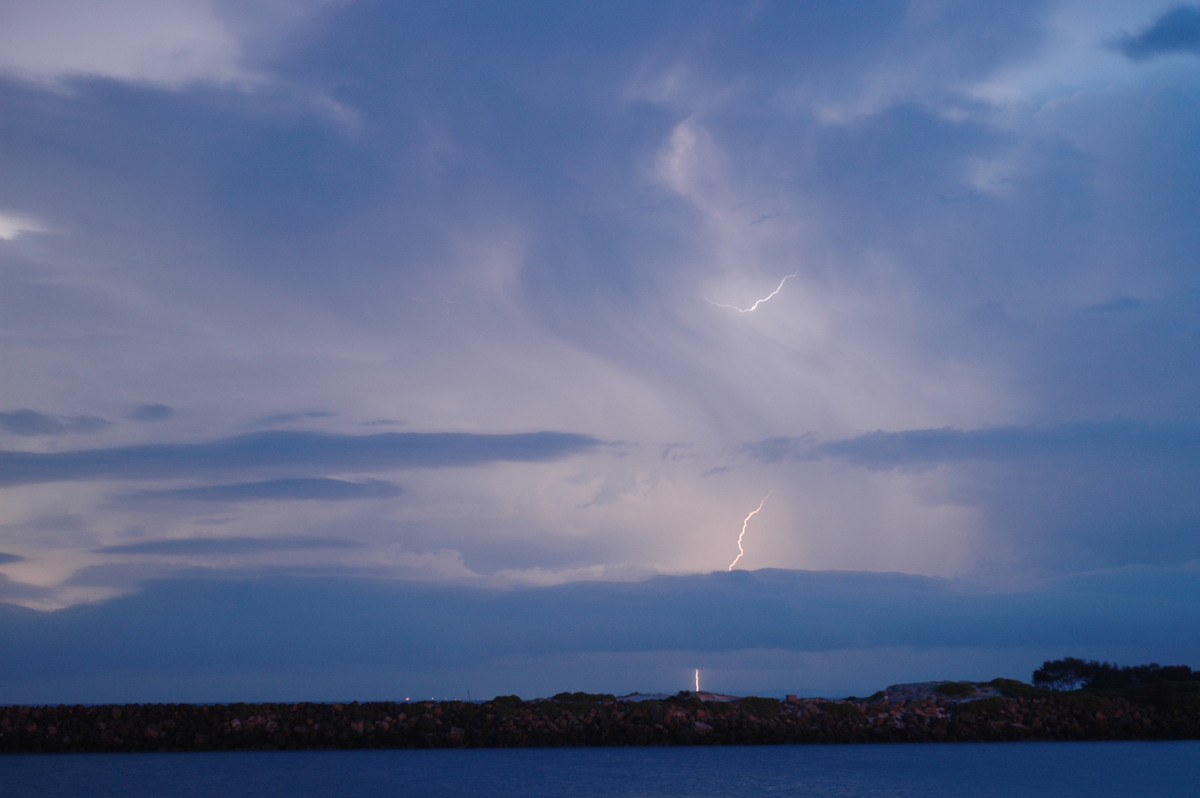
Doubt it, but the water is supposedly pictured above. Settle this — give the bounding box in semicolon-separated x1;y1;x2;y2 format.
4;741;1199;797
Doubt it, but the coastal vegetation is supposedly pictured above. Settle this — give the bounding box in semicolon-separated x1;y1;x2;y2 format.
1033;658;1200;692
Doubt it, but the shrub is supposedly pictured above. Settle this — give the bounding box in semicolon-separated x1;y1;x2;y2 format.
819;702;862;719
1062;693;1116;715
958;697;1006;715
934;682;977;698
988;678;1043;699
1134;680;1200;713
491;695;523;707
737;697;782;718
551;692;612;704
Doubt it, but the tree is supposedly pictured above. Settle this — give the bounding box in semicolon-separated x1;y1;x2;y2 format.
1032;657;1092;691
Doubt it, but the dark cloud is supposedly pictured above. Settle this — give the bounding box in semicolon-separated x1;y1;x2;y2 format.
127;403;175;422
93;536;365;556
0;409;110;436
743;433;819;464
0;410;64;436
125;477;401;503
0;430;602;486
0;514;92;549
746;422;1200;570
0;567;1196;702
0;553;24;564
63;562;206;590
64;415;111;434
1114;5;1200;60
745;421;1200;471
0;573;54;602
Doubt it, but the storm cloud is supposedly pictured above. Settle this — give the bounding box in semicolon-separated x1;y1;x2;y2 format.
1;566;1197;703
1;1;1198;703
746;421;1200;471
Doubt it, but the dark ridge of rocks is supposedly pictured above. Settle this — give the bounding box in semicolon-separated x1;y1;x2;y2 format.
2;689;1198;753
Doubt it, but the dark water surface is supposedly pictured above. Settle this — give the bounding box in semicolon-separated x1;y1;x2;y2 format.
4;741;1199;797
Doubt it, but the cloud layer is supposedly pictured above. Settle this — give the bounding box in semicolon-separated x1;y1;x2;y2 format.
2;566;1197;703
0;409;110;436
2;1;1199;700
0;430;601;486
123;477;400;503
93;536;365;555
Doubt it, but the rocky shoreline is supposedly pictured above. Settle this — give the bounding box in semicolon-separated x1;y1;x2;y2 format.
4;681;1200;753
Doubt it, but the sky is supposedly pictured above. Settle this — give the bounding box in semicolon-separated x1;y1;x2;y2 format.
2;0;1199;704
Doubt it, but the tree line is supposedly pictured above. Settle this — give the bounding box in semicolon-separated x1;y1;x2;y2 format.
1033;657;1199;691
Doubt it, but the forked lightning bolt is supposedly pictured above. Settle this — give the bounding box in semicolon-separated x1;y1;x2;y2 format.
706;274;797;313
728;493;772;571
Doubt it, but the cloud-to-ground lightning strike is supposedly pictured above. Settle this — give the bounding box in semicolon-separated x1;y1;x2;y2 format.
728;493;772;571
705;274;797;313
694;669;701;693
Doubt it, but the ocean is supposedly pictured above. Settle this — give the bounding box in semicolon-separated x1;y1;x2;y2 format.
4;741;1198;797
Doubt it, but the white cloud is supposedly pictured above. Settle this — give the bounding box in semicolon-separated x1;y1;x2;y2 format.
0;0;346;91
0;210;47;240
0;0;252;89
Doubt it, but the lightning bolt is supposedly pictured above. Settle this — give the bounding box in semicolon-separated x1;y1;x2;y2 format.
728;492;771;571
694;668;701;693
706;274;797;313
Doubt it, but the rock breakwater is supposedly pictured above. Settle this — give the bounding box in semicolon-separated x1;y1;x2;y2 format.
4;686;1199;753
